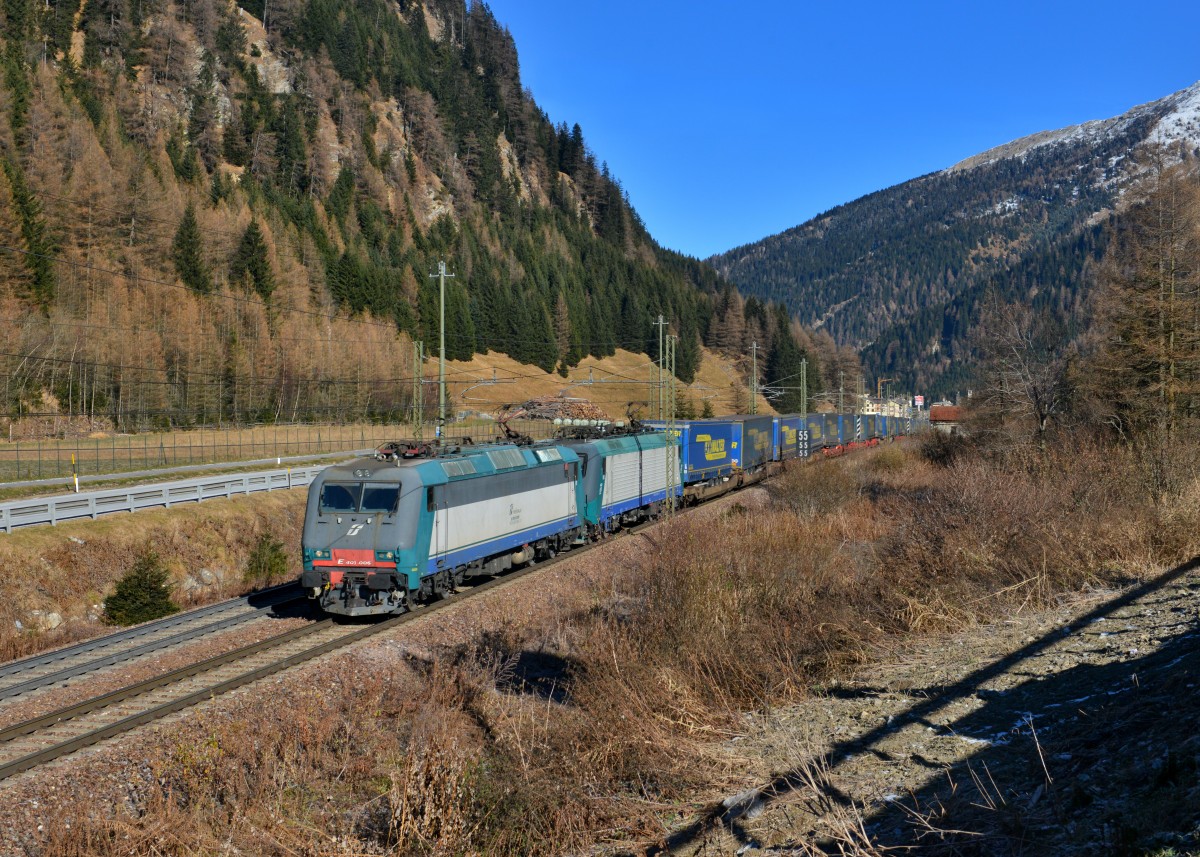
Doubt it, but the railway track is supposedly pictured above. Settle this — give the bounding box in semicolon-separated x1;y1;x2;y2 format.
0;513;673;783
0;583;302;703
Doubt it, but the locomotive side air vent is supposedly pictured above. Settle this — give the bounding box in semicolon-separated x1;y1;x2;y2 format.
441;460;478;477
487;449;526;470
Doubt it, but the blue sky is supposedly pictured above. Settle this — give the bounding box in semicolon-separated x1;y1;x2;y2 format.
485;1;1200;260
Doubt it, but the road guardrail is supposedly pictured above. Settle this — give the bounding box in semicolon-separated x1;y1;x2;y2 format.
0;467;325;533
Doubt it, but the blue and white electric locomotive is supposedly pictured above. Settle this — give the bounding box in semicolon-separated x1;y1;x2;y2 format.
300;440;586;616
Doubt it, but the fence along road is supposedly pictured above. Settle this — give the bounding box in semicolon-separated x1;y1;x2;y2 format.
0;466;330;533
0;420;557;532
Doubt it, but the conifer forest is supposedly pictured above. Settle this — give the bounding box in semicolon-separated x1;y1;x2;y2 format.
0;0;822;434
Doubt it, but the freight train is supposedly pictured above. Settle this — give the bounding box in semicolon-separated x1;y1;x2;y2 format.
300;412;909;616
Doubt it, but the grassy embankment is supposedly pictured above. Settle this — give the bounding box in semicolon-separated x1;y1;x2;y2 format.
24;435;1200;855
0;490;306;661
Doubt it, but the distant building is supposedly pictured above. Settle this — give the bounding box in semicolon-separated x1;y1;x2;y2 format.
860;396;908;418
928;404;963;434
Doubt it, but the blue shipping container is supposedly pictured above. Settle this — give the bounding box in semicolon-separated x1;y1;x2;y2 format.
826;414;842;445
740;415;775;470
645;419;741;484
807;414;826;450
777;415;806;459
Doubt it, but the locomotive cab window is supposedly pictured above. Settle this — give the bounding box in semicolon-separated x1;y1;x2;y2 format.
360;484;400;514
319;483;361;513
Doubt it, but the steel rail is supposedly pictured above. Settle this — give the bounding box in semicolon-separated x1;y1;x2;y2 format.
0;516;668;783
0;620;337;745
0;583;299;685
0;594;303;702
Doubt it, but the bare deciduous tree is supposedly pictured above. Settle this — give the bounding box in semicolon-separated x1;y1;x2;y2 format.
973;296;1073;450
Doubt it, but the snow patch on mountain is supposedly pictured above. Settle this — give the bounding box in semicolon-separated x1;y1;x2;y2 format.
1147;81;1200;146
947;80;1200;175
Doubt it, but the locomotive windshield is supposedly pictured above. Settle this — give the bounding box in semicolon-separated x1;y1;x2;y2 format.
360;485;400;513
318;482;401;514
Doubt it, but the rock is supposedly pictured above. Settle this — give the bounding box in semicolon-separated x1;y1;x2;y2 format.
27;611;63;630
721;788;765;821
197;568;217;586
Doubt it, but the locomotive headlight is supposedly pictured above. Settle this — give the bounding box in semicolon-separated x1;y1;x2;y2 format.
375;550;395;560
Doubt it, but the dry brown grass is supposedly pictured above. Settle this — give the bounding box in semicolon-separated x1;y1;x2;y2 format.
19;435;1200;855
885;437;1200;633
0;491;306;663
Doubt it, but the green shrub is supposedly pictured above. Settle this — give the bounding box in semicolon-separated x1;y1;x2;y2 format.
244;532;289;586
104;551;180;626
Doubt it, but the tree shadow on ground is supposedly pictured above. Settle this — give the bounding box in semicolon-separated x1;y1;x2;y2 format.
646;556;1200;856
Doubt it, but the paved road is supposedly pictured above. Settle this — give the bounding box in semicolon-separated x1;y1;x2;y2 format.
2;449;373;491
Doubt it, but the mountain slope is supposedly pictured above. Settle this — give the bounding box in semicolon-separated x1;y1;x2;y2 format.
0;0;819;433
711;82;1200;396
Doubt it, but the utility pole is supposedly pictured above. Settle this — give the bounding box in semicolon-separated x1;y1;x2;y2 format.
412;340;424;440
666;333;678;517
653;314;668;420
749;341;759;415
801;358;807;419
429;261;455;438
838;370;844;413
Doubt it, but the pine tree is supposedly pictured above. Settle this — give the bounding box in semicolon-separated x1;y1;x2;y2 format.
172;204;212;293
517;295;557;372
765;305;811;413
1;157;54;305
104;551;180;626
553;291;571;364
1092;158;1200;443
231;219;275;300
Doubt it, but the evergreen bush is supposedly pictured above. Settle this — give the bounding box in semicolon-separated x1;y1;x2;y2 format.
244;532;289;586
104;551;180;626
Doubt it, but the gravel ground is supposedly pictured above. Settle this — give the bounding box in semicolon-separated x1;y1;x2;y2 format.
667;559;1200;855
